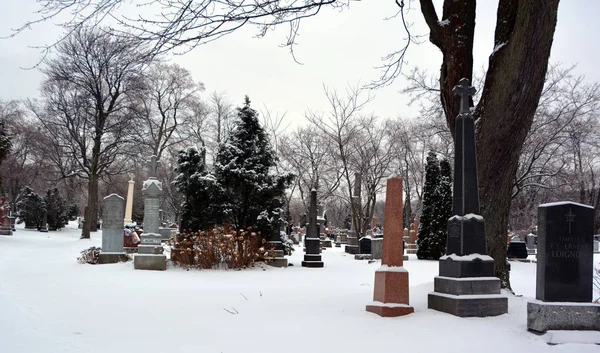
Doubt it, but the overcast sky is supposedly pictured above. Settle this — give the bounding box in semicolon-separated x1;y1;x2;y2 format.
0;1;598;131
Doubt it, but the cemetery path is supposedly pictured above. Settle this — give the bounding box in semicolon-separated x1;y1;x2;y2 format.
0;223;599;353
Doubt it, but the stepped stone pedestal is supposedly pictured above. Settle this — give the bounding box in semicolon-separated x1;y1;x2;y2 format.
134;233;166;270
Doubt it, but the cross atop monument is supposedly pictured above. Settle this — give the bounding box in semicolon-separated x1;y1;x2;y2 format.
452;78;476;114
147;155;160;178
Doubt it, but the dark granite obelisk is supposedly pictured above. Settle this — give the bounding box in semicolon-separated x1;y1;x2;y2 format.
345;173;361;255
302;189;324;268
427;78;507;317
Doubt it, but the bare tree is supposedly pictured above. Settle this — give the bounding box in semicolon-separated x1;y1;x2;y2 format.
136;62;205;159
34;27;150;239
306;84;372;236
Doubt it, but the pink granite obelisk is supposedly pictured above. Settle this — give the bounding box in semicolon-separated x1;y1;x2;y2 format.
365;177;414;317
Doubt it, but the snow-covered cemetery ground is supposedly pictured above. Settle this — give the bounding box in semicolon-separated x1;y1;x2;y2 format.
1;222;599;353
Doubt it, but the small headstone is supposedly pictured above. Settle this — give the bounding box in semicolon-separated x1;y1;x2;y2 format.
527;201;600;333
98;194;128;264
359;236;372;255
371;238;383;260
507;236;528;259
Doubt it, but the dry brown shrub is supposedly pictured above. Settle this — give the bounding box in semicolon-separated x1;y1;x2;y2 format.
169;227;275;269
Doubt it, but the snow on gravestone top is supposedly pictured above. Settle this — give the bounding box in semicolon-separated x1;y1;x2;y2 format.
101;194;125;253
536;201;594;302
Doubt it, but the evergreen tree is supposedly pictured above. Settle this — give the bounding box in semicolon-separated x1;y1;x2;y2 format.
214;96;294;240
417;152;440;260
430;158;453;258
44;188;70;230
174;146;220;232
16;187;45;229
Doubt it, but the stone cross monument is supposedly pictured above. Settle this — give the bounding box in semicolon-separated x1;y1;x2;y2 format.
427;78;507;317
302;189;324;268
134;155;167;271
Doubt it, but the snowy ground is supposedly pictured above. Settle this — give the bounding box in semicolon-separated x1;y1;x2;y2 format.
1;222;598;353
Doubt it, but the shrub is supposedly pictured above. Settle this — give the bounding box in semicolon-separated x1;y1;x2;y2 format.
168;227;275;269
77;246;102;264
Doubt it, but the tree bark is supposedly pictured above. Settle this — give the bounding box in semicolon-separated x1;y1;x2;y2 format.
420;0;560;288
81;175;98;239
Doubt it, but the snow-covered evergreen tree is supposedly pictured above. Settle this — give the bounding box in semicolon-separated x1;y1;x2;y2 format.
430;158;453;258
16;187;45;229
174;145;220;232
214;96;294;240
44;188;69;230
417;152;440;259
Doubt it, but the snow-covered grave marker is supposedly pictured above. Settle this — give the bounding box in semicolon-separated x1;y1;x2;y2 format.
527;201;600;335
98;194;128;264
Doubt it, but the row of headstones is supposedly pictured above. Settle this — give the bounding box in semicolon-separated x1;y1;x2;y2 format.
98;159;167;271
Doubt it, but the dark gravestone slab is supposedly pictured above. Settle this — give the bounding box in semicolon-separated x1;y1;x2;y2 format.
446;215;486;256
537;202;594;302
359;237;372;255
507;241;528;259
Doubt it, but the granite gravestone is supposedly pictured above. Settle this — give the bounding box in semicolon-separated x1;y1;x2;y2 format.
428;78;507;317
98;194;128;264
134;155;167;271
527;201;600;333
536;202;594;302
302;189;324;268
507;236;528;259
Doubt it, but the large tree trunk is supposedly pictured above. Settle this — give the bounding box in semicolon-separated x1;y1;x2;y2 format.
420;0;560;288
81;175;98;239
476;0;560;288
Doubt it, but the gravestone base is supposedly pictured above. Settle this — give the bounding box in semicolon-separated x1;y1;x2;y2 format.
355;254;372;260
98;252;129;264
268;257;288;268
345;230;359;254
366;266;413;317
134;254;167;271
428;276;507;317
439;255;495;278
302;253;324;268
268;249;288;268
527;301;600;333
322;240;332;248
406;243;418;255
0;226;12;236
335;243;341;247
345;244;359;254
365;302;414;317
138;244;165;255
